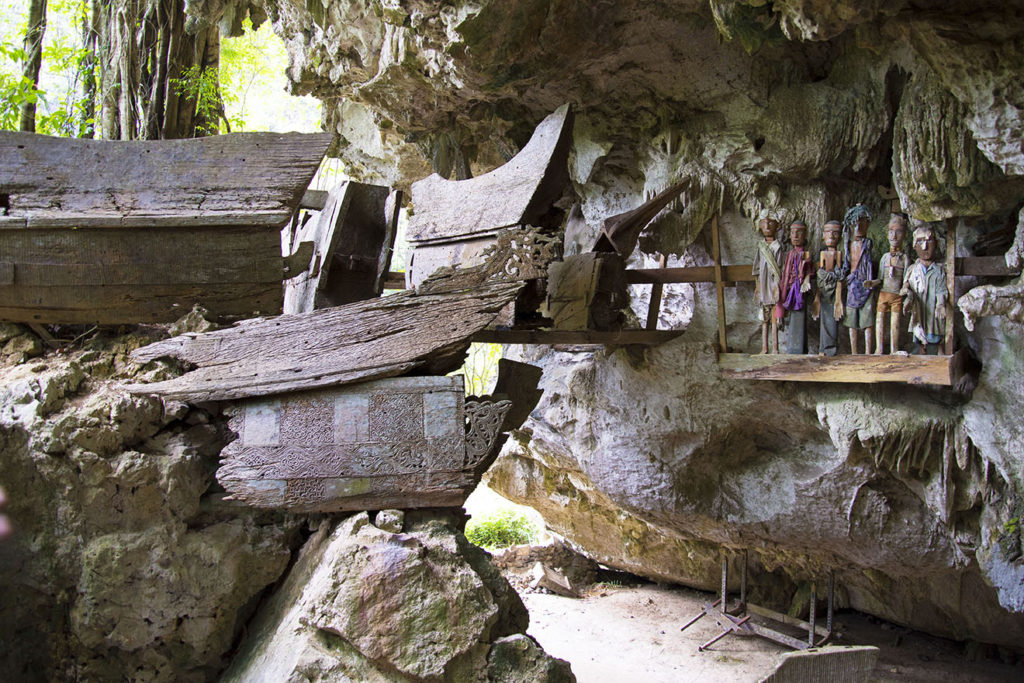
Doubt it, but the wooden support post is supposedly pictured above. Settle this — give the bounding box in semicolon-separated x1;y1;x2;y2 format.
646;253;668;330
711;214;728;352
945;218;956;355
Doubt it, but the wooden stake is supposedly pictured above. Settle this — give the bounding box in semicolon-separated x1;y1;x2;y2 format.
945;218;956;355
646;253;668;330
711;214;728;352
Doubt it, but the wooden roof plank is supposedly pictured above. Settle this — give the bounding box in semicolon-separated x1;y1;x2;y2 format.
126;280;524;401
0;131;333;229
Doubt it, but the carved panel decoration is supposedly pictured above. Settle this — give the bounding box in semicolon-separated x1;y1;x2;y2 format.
218;375;474;512
465;399;513;468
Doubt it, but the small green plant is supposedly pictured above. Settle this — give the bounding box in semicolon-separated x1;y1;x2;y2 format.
170;65;228;135
465;509;538;549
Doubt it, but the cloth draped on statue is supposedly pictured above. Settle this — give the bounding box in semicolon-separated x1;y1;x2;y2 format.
775;246;812;320
845;237;875;310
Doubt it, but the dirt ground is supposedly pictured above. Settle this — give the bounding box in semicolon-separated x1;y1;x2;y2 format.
522;583;1024;682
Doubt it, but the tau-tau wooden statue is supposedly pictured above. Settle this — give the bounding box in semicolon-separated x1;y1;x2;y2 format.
842;204;876;354
873;213;909;354
813;220;844;356
902;224;948;354
753;217;783;354
776;220;814;354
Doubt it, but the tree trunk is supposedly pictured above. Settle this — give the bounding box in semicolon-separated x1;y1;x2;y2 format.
95;0;223;140
79;0;98;138
19;0;48;133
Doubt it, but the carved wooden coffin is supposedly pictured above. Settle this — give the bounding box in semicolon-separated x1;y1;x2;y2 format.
406;104;573;288
217;376;511;512
0;131;332;324
283;181;397;313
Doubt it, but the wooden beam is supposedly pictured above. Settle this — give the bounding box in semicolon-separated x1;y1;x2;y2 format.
624;256;1018;286
299;188;328;211
375;190;403;295
645;253;667;330
945;219;956;355
471;329;683;345
955;256;1021;277
625;265;755;284
383;271;406;290
718;353;955;386
711;214;728;352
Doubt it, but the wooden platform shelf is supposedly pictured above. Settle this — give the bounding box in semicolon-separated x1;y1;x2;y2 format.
718;350;966;386
472;329;684;346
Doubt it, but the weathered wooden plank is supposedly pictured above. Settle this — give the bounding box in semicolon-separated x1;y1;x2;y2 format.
0;225;280;266
593;180;689;256
717;353;954;385
0;131;333;229
0;283;282;324
407;105;573;245
471;329;684;345
945;219;956;355
712;214;728;352
645;254;668;330
0;224;288;323
284;181;390;313
625;265;755;284
375;190;402;295
300;188;329;211
956;256;1022;277
126;280;525;401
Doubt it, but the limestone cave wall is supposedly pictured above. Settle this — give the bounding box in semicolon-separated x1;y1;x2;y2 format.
183;0;1024;649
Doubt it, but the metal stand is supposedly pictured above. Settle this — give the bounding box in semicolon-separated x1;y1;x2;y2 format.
680;550;835;651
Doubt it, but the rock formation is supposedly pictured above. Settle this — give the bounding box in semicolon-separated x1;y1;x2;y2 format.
0;328;568;680
173;0;1024;651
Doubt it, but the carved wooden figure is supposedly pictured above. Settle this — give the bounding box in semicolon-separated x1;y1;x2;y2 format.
901;224;948;354
776;220;814;354
752;217;783;354
812;220;844;356
873;214;909;354
842;204;876;354
217;376;512;512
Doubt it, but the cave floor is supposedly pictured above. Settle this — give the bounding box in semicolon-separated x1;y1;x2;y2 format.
522;584;1023;682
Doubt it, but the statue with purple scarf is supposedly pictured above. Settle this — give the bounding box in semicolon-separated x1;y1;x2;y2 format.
775;220;814;353
842;204;877;354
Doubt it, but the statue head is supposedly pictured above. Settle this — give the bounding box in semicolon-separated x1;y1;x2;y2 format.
789;220;807;247
823;220;842;248
758;217;779;240
888;213;909;251
843;203;872;240
912;225;939;264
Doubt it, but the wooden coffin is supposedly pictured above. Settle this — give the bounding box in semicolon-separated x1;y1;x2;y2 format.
217;376;511;512
283;181;398;313
405;105;573;287
0;131;332;324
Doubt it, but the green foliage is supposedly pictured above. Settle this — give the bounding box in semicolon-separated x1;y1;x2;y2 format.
0;0;93;137
457;343;502;396
465;509;538;550
171;65;227;136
